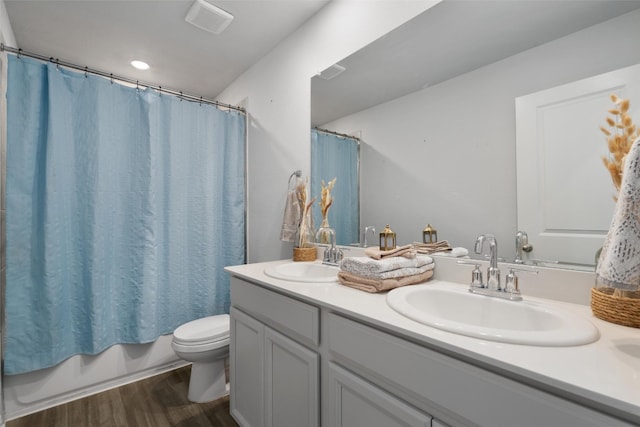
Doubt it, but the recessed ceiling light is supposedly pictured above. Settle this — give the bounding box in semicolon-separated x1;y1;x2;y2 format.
130;60;150;70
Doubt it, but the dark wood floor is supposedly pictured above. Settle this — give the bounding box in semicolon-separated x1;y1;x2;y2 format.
7;366;239;427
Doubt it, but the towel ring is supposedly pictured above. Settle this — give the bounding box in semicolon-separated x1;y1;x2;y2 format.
288;170;302;189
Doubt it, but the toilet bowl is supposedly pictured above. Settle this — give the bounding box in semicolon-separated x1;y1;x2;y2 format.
172;313;230;403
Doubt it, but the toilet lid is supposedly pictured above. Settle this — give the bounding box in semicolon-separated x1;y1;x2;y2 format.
173;314;230;344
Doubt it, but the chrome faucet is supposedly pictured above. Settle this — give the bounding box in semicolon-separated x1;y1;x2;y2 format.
316;226;343;265
362;226;376;248
462;234;538;301
474;234;500;290
514;230;533;264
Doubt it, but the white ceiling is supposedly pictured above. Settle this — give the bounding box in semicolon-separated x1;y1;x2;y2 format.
311;0;640;127
5;0;640;121
4;0;330;101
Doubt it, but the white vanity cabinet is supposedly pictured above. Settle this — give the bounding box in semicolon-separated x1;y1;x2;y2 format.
230;277;319;427
227;268;639;427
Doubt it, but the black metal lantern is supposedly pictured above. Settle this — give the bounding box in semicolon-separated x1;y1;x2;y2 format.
422;224;438;244
379;224;396;251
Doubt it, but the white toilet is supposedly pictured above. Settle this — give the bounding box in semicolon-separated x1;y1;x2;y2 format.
171;313;230;403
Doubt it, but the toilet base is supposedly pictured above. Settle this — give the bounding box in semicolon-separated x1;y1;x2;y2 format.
187;358;228;403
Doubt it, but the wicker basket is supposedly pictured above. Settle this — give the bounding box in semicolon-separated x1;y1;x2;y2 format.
591;287;640;328
293;246;317;262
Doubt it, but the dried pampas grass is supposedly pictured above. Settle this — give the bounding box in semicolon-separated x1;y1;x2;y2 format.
320;177;337;218
601;94;640;199
296;177;317;248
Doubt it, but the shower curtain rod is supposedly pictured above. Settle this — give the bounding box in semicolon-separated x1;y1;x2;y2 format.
0;44;246;113
314;127;360;142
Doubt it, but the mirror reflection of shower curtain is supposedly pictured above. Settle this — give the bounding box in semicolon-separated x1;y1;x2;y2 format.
4;55;246;375
311;129;359;246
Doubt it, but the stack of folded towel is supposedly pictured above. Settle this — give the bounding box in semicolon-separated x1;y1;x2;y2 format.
338;247;434;293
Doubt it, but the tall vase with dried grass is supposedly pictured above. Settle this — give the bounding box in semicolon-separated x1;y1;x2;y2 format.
293;177;317;262
600;94;640;199
317;178;336;244
592;94;640;328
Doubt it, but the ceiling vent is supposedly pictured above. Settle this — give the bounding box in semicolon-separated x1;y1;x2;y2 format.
317;64;346;80
185;0;234;35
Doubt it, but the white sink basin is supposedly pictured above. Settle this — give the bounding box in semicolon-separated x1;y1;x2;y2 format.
386;282;599;346
264;261;339;283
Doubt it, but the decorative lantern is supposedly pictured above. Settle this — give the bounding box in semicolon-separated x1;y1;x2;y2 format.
379;224;396;251
422;224;438;244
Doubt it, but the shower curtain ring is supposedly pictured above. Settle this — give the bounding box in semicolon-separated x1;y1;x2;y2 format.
17;48;21;59
200;96;203;106
109;73;113;84
180;91;183;101
136;80;139;91
84;66;88;78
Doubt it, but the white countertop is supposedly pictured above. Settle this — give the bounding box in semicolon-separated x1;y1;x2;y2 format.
225;258;640;424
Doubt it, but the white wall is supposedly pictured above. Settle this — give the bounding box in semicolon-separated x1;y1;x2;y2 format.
323;9;640;260
0;0;16;47
218;0;439;263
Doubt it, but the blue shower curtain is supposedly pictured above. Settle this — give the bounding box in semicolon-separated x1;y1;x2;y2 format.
5;55;246;375
311;129;359;246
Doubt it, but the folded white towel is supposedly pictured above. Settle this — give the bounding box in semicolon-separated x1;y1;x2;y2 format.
280;190;301;242
340;254;433;277
355;262;435;280
433;247;469;258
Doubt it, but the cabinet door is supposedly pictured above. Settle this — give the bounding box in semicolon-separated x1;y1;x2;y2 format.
265;327;319;427
230;307;265;427
328;363;431;427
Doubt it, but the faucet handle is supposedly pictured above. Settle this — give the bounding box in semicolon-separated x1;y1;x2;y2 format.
504;269;519;294
504;266;538;295
457;260;484;289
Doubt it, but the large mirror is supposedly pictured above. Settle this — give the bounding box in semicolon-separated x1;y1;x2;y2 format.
310;0;640;268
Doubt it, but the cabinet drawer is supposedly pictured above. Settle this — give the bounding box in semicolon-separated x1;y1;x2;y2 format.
328;313;634;427
231;277;319;347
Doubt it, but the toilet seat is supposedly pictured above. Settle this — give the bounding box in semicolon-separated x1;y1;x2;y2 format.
172;314;230;347
172;336;230;353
